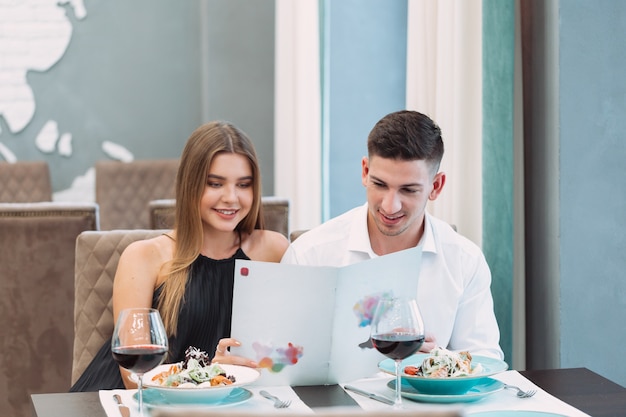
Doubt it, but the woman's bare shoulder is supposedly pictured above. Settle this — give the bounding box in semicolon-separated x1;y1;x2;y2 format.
121;233;174;263
245;229;289;262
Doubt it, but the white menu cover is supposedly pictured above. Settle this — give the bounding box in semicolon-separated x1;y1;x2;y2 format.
230;246;421;386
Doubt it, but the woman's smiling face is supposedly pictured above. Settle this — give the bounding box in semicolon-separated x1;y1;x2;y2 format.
200;152;254;232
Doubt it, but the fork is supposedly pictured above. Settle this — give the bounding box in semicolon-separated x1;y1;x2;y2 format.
504;384;537;398
260;390;292;408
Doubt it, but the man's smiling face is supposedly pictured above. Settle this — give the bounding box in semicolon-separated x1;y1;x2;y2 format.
362;155;444;241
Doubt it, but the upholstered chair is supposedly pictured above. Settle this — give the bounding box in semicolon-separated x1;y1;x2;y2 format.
71;229;166;385
148;198;176;230
149;196;290;238
95;159;179;230
0;161;53;202
259;196;290;238
0;202;98;417
289;229;308;242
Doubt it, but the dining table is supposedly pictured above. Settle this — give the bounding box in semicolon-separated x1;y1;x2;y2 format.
30;367;626;417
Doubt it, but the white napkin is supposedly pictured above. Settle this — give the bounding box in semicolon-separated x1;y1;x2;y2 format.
342;370;591;417
99;386;314;417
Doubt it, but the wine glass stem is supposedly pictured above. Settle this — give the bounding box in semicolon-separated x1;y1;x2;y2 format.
137;374;144;417
394;359;402;408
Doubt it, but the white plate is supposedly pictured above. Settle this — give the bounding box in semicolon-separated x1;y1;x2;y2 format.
136;387;253;409
142;364;260;403
388;377;504;403
379;354;508;395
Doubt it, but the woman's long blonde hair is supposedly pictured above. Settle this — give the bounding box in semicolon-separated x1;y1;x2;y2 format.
158;121;264;336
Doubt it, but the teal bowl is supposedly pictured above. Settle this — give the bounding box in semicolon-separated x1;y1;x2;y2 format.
378;354;508;395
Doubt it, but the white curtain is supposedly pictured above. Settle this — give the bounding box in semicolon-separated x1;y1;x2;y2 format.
406;0;483;246
274;0;322;233
407;0;526;370
275;0;483;240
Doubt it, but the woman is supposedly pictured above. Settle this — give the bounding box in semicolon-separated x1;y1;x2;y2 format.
71;121;289;391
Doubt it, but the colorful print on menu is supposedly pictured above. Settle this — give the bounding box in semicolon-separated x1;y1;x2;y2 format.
352;292;393;327
253;342;304;373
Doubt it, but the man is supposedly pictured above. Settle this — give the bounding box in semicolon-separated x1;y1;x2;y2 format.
281;110;504;360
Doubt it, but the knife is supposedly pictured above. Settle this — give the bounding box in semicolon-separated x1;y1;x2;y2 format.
343;384;395;405
113;394;131;417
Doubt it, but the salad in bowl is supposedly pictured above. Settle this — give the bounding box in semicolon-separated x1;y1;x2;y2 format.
379;347;508;396
142;347;260;403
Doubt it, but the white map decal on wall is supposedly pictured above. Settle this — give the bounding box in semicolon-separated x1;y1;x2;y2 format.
0;0;135;201
36;120;74;157
0;0;86;162
0;0;84;130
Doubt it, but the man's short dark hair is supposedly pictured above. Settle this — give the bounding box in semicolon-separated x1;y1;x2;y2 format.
367;110;444;171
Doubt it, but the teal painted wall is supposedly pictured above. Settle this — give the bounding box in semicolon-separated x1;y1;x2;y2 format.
482;0;515;365
2;0;203;193
0;0;276;197
204;0;276;194
559;0;626;387
325;0;407;218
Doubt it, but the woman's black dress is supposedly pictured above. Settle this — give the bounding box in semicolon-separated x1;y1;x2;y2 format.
70;249;249;392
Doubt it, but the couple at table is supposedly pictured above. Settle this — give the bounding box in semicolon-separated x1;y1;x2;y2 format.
70;110;503;392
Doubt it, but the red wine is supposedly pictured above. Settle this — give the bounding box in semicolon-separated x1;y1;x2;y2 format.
112;345;168;374
371;333;425;360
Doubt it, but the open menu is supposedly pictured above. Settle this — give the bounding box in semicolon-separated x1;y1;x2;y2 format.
230;246;421;386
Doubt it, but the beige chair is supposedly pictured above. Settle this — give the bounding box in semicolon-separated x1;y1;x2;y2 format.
290;229;308;242
71;229;166;385
0;160;53;202
149;198;176;229
0;202;98;417
95;159;179;230
260;196;290;238
149;196;290;238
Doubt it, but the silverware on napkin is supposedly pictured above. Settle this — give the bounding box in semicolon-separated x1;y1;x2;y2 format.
343;385;395;405
259;390;292;408
113;394;131;417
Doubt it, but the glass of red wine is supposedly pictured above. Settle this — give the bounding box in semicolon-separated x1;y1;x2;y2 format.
370;296;425;408
111;308;168;416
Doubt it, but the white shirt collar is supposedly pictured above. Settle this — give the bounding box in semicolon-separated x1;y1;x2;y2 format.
422;211;437;254
347;203;376;256
347;203;437;257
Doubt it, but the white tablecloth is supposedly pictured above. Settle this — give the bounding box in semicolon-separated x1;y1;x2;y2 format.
343;370;590;417
99;371;590;417
100;385;314;417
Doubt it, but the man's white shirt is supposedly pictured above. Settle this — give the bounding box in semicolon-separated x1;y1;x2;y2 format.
281;203;504;360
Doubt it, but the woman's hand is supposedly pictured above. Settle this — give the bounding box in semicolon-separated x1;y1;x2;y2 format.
213;337;258;368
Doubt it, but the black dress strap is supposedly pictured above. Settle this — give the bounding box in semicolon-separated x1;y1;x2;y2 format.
69;248;250;392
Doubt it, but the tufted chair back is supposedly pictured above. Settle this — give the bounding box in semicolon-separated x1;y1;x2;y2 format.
71;229;166;384
95;159;179;230
0;161;53;202
0;202;98;417
148;198;177;229
259;196;290;238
